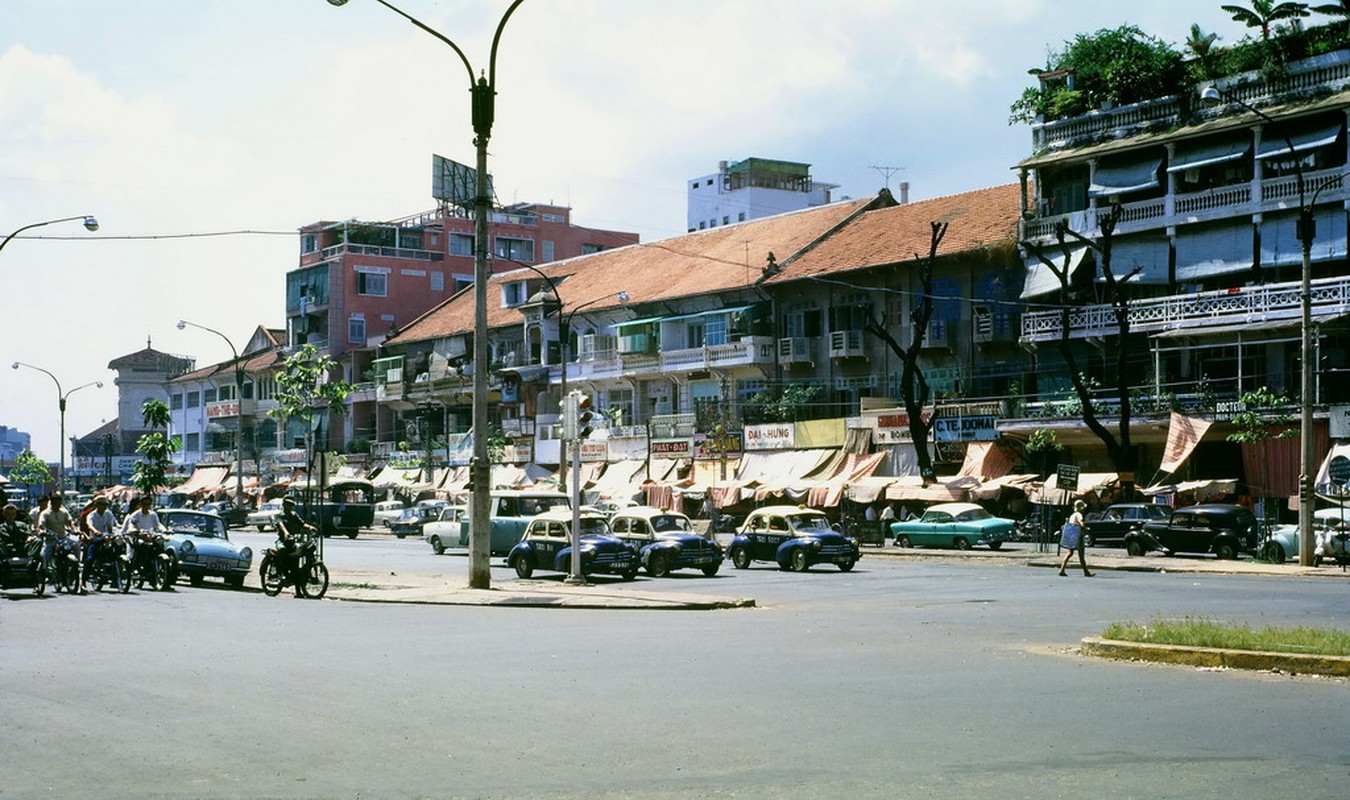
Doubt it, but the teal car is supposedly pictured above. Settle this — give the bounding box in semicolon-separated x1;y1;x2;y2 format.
458;490;570;555
890;502;1015;550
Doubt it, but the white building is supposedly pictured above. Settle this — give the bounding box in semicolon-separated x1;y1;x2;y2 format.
687;157;839;232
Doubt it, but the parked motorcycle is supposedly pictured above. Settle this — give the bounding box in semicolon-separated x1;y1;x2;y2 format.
259;533;329;599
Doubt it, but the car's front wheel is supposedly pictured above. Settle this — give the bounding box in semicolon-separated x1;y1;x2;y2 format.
1215;542;1237;560
430;536;445;555
1125;539;1145;557
730;547;750;570
791;548;810;572
1082;533;1095;548
513;555;533;579
647;551;670;578
952;538;971;551
894;535;911;548
1262;541;1285;563
701;563;720;577
838;557;855;572
987;541;1003;551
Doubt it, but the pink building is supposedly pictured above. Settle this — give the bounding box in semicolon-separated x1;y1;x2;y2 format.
287;202;638;449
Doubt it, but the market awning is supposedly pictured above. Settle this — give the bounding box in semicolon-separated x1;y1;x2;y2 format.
176;465;229;495
371;466;426;491
1090;154;1163;197
1174;222;1254;282
884;477;968;503
1167;137;1250;173
1024;472;1119;504
1256;121;1343;159
1021;247;1090;300
1141;478;1238;496
658;305;754;322
969;473;1040;501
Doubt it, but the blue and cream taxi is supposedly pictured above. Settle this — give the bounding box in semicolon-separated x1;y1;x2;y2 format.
506;509;639;581
728;505;861;572
609;506;724;577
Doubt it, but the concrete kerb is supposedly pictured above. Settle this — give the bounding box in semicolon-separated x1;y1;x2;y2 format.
1081;636;1350;677
323;571;755;610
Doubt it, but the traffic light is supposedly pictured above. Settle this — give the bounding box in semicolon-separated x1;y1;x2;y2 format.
562;391;578;440
575;392;595;440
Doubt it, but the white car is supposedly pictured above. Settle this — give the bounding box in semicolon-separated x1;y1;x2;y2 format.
423;505;466;554
246;499;286;531
374;500;407;528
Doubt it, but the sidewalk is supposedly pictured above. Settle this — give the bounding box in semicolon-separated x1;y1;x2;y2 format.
324;569;756;609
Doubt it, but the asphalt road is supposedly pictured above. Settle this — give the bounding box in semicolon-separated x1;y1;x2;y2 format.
3;534;1348;800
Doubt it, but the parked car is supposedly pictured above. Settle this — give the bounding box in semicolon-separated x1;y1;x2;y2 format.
889;502;1015;550
458;490;571;555
159;509;253;589
389;505;444;539
610;506;723;577
1129;503;1258;559
200;499;250;529
1262;508;1350;563
374;500;407;528
247;499;286;531
1083;503;1170;547
728;505;861;572
506;510;639;580
593;498;640;518
423;505;466;554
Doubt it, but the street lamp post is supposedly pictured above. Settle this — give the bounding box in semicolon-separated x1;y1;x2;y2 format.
177;320;248;512
1201;85;1319;566
0;215;99;256
329;0;526;590
11;362;102;493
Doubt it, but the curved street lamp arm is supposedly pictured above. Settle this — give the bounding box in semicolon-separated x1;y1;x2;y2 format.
0;215;98;256
368;0;476;87
488;0;529;87
177;319;241;362
11;361;62;396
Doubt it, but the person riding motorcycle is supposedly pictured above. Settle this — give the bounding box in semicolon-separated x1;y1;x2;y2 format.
83;496;122;590
275;498;317;598
34;494;79;591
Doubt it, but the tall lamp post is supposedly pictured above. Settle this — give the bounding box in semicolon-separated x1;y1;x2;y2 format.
329;0;526;590
0;215;99;256
1201;85;1319;566
11;362;102;493
177;320;247;511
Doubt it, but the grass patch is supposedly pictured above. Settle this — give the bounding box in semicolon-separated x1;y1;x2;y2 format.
1103;618;1350;656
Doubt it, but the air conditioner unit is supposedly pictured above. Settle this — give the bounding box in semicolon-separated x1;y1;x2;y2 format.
778;337;814;364
924;319;949;349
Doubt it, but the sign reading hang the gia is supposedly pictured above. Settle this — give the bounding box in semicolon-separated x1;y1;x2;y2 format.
743;423;795;450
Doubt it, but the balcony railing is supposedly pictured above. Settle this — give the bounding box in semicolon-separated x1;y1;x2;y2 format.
320;243;443;262
1021;274;1350;342
1030;50;1350;154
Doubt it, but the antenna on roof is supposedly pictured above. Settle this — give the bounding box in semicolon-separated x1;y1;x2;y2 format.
869;165;905;191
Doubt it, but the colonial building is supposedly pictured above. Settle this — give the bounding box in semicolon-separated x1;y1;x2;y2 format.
687;157;840;233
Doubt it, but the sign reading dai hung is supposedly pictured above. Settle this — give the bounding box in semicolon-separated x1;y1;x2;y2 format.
744;423;794;450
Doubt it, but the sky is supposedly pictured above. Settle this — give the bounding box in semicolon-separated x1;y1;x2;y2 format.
0;0;1258;465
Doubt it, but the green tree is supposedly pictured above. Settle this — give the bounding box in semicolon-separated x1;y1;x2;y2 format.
10;449;52;498
1226;387;1298;443
267;344;352;501
130;399;182;497
1223;1;1312;45
1186;24;1223;79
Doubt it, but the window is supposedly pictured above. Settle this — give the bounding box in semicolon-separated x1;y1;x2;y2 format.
185;432;200;452
722;215;730;225
171;393;184;411
450;233;475;256
738;212;746;222
705;314;728;346
430;271;444;292
541;240;555;262
501;281;527;307
255;375;276;401
784;305;823;338
606;388;633;427
686;321;705;348
187;391;200;409
218;383;235;402
356;269;388;297
348;314;367;345
203;388;217;404
581;243;603;255
301;234;317;254
698;221;706;230
494;237;534;262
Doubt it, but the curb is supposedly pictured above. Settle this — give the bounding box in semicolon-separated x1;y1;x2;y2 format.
1080;636;1350;676
329;591;756;610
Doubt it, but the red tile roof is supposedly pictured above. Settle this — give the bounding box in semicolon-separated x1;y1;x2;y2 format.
388;197;878;345
767;183;1023;282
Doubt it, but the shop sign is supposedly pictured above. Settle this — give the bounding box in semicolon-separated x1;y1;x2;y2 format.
744;423;795;450
504;444;532;464
864;409;933;444
1056;464;1081;492
651;439;693;458
693;432;743;460
578;441;608;462
1331;405;1350;439
206;400;240;418
931;414;997;442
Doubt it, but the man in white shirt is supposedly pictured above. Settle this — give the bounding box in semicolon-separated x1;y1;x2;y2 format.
122;496;166;536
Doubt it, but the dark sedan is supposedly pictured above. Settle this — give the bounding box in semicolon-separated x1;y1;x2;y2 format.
1127;503;1258;559
388;505;444;539
1084;503;1169;547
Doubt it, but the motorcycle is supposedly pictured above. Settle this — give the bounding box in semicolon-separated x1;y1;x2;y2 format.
86;533;132;594
126;531;176;591
259;533;329;599
30;534;82;596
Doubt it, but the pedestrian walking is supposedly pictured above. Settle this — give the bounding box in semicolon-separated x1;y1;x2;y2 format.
1057;499;1093;577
